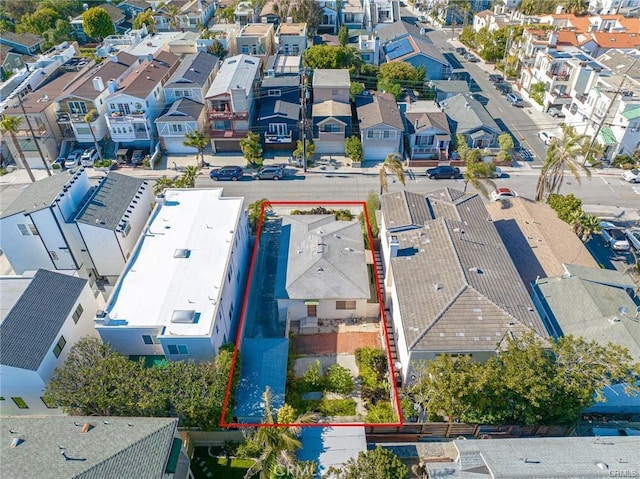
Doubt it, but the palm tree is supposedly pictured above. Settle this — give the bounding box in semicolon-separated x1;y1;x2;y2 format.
462;149;496;198
568;210;601;242
84;109;104;162
244;387;317;479
163;4;182;30
182;130;209;167
0;114;36;182
535;124;593;202
153;176;175;196
379;153;406;194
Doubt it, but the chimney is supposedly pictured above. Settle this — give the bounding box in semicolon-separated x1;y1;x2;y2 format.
147;53;153;63
107;79;118;93
414;119;419;129
93;76;106;92
108;54;118;63
390;235;399;258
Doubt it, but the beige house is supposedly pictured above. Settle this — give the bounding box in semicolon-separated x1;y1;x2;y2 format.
312;69;350;104
275;22;307;56
234;23;275;63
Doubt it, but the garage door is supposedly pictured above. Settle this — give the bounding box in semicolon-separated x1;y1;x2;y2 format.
314;141;345;154
163;138;197;154
214;139;241;152
364;145;395;161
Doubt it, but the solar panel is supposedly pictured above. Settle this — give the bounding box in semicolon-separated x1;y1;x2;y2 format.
385;38;414;61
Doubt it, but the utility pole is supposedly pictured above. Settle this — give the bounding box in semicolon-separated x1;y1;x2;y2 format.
17;90;51;176
300;67;310;173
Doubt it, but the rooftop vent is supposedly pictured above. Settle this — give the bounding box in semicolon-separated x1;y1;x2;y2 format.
81;423;93;433
174;248;191;258
171;309;197;323
10;437;23;448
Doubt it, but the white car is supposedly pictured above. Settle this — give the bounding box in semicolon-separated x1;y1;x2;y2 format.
490;187;518;201
65;149;84;168
622;168;640;183
600;222;630;251
538;131;556;146
625;228;640;251
80;148;99;167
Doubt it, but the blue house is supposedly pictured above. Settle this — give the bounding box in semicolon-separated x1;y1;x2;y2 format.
257;75;301;150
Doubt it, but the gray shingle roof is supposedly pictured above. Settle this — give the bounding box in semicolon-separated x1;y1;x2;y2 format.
259;99;300;120
0;170;79;219
376;20;427;45
404;110;450;135
0;270;87;371
156;97;205;122
164;51;219;91
0;416;178;479
356;92;404;130
380;191;433;231
312;69;350;88
382;189;545;353
277;215;370;300
75;172;147;231
261;75;300;88
442;94;501;136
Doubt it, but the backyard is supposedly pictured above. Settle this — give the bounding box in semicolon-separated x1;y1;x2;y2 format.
191;448;254;479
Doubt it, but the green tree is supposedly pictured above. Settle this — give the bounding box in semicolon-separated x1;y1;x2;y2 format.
84;109;104;162
344;135;363;163
183;130;209;167
0;114;35;182
42;19;73;50
215;6;236;23
546;193;583;223
153;176;175;196
498;132;514;152
379;153;406;194
247;198;272;235
0;17;15;33
293;139;315;169
240;131;264;167
324;446;408;479
290;0;323;34
162;4;183;30
565;0;588;14
174;165;200;188
568;210;602;242
379;62;424;87
338;25;349;46
40;0;85;19
208;39;229;59
530;81;546;105
535;124;592;202
18;7;60;35
82;7;115;41
455;133;469;161
303;45;363;70
134;10;157;33
349;81;364;101
458;25;475;47
463;149;496;198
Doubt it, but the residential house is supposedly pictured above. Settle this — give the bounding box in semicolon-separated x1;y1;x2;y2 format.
402;104;451;163
585;31;640;58
532;264;639;362
317;0;340;33
589;0;640;14
71;4;128;43
486;197;598;293
205;54;261;152
379;189;546;382
75;173;152;282
275;23;307;56
163;51;220;105
441;93;501;148
234;1;255;25
356;92;404;161
117;0;152;20
274;214;376;327
95;188;250;361
172;0;216;32
0;416;190;479
0;32;45;56
429;79;469;102
257;75;301;149
156;98;208;153
0;270;101;416
0;45;26;75
56;52;140;147
167;31;201;54
234;23;275;61
377;21;451;80
298;427;368;477
471;9;518;33
312;69;351;154
425;437;640;478
265;53;303;76
364;0;398;29
104;51;180;148
342;0;366;29
259;1;280;24
0;170;97;280
358;34;380;65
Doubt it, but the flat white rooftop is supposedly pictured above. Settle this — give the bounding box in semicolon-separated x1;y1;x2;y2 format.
103;188;243;337
115;32;183;57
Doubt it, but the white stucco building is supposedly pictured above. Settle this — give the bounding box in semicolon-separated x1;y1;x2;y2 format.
95;188;250;362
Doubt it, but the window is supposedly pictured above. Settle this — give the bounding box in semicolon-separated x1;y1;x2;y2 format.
629;121;640;132
268;123;288;135
167;344;189;355
336;300;356;310
117;103;131;115
241;45;249;54
331;89;341;95
11;397;28;409
41;396;57;408
229;302;234;321
170;123;185;133
227;263;233;282
17;224;30;236
268;89;281;97
53;336;66;358
323;123;340;132
72;304;83;324
68;101;88;115
142;335;154;345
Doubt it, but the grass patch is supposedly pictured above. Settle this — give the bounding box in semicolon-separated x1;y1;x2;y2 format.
191;451;254;479
319;398;357;416
366;401;397;423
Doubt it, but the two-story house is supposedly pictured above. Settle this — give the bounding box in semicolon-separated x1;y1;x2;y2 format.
358;34;380;65
356;92;404;161
156;99;209;153
342;0;366;29
104;51;180;148
0;32;45;56
364;0;398;29
257;75;301;149
235;1;255;25
234;23;275;61
0;270;102;416
56;52;140;148
116;0;151;21
403;104;451;164
163;51;219;106
205;54;261;152
589;0;640;14
317;0;340;33
275;23;307;56
71;4;127;43
259;1;281;24
312;69;352;154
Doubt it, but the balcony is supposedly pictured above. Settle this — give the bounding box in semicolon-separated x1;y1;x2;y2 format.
545;70;570;82
545;90;572;105
57;111;90;124
265;132;293;144
208;109;249;120
108;112;148;123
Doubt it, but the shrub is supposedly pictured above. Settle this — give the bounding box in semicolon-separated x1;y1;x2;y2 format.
325;364;354;395
319;398;356;416
365;401;397;423
361;385;388;406
611;155;636;168
355;347;388;387
301;360;324;391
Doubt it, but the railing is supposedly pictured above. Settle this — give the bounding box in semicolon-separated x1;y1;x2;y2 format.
545;70;570;81
208;110;248;120
108;113;147;123
265;132;293;144
56;111;90;123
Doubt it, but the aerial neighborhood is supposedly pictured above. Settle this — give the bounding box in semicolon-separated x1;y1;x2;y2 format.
1;0;640;477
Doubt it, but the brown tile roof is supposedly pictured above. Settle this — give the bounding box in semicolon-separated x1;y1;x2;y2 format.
356;92;404;130
60;52;138;100
0;32;44;48
591;31;640;49
556;30;581;46
486;197;598;293
3;72;87;114
107;51;179;99
99;3;127;23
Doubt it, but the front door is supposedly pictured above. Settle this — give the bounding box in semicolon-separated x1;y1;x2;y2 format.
307;304;317;317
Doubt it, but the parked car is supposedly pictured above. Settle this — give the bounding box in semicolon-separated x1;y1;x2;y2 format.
625;228;640;251
65;149;84;168
600;221;630;251
210;165;243;181
80;148;99;166
426;165;460;179
548;108;565;118
537;131;556;146
131;150;144;165
490;166;503;178
488;74;504;83
455;47;467;55
622;168;640;183
116;148;133;165
490;187;518;201
253;165;284;180
506;92;523;107
495;82;512;95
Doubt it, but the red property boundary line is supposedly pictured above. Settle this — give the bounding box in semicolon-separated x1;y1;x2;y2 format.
220;200;403;428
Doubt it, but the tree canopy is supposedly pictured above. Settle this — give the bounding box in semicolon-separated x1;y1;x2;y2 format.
406;333;640;426
303;45;363;71
324;446;408;479
17;7;61;35
82;7;115;41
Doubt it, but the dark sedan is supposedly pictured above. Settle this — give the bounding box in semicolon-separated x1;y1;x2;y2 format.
488;74;504;83
209;165;243;181
495;82;512;95
426;165;460;179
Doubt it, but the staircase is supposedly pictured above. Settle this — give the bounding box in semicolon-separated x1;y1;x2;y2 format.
373;249;398;364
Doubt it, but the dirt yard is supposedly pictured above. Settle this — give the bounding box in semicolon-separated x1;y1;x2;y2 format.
291;332;381;355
